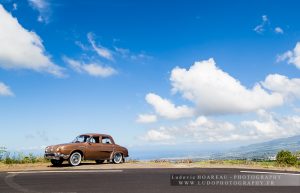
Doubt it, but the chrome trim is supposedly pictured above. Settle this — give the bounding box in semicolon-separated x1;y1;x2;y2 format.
44;153;69;160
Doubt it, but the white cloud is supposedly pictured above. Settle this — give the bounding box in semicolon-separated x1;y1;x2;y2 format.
262;74;300;100
114;47;130;57
254;15;269;34
142;128;174;142
241;110;300;138
136;114;157;123
0;4;64;76
63;57;116;77
277;42;300;69
274;27;284;34
262;15;268;22
12;3;17;11
28;0;48;10
145;93;195;119
75;41;89;51
141;111;300;144
28;0;51;23
87;32;114;61
141;116;241;143
254;15;283;35
0;82;14;96
170;58;283;115
115;47;152;61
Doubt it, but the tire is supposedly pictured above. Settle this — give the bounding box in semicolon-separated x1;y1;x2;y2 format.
95;160;104;164
68;152;82;166
51;159;63;166
112;152;123;164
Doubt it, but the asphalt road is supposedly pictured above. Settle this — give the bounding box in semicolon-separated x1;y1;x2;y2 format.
0;168;300;193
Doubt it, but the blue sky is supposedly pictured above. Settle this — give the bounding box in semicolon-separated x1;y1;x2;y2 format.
1;0;300;155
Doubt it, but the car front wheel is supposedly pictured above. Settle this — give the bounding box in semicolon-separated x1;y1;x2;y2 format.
68;152;82;166
113;152;123;164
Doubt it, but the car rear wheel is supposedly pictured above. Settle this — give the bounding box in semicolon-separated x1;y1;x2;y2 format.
113;152;123;164
51;159;63;166
68;152;82;166
95;160;104;164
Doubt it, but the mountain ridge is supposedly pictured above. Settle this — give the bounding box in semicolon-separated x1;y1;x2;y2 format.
213;135;300;160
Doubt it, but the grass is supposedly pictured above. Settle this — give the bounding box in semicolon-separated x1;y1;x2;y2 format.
148;159;300;170
0;147;299;170
195;159;277;166
126;159;139;163
0;152;47;164
194;159;300;169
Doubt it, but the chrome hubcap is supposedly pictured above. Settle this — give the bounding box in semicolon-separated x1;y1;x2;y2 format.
71;153;81;165
114;153;122;163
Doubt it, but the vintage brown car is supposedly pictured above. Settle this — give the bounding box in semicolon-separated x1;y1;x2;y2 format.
44;133;129;166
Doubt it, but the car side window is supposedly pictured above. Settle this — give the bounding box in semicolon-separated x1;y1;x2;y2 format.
89;137;100;143
102;137;112;144
89;137;96;143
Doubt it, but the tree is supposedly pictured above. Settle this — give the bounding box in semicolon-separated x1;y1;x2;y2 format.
276;150;297;166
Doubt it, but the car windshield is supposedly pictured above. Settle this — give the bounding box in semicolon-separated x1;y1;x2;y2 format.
72;135;90;143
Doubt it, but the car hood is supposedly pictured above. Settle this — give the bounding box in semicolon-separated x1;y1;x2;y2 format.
46;143;76;152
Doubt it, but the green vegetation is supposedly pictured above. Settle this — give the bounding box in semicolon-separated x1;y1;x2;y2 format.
0;147;299;169
175;159;193;164
149;150;300;169
126;159;139;163
0;147;47;164
194;159;278;168
276;150;299;166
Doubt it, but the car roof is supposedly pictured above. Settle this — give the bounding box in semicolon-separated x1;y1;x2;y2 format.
80;133;112;138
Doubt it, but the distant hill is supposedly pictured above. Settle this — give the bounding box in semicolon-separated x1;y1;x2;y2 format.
212;135;300;160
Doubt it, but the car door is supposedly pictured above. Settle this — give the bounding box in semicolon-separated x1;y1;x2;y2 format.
99;136;115;159
84;136;103;160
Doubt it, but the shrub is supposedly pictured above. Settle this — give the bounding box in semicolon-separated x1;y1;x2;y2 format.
152;159;170;163
175;159;193;164
126;159;139;163
0;150;46;164
276;150;298;166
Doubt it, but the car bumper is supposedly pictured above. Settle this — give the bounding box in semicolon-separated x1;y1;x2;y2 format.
44;153;69;160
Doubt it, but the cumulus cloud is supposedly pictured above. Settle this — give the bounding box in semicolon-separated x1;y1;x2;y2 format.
241;110;300;138
141;116;240;143
0;82;14;96
146;93;195;119
141;111;300;143
63;57;116;77
274;27;284;34
87;32;114;61
28;0;51;23
277;42;300;69
170;58;283;115
136;114;157;123
0;4;64;76
262;74;300;100
142;128;174;142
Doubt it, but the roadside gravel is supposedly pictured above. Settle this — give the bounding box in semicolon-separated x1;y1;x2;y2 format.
1;161;300;172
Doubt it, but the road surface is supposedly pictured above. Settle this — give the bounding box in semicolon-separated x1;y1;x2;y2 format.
0;168;300;193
